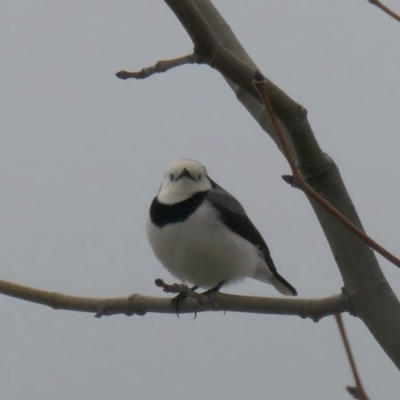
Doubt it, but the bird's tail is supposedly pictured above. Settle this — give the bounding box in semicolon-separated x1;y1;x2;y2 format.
270;274;297;296
254;265;297;296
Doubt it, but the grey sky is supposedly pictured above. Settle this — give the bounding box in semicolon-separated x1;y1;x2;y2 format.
1;1;400;399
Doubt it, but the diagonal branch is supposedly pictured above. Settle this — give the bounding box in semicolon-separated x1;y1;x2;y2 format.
368;0;400;22
335;314;371;400
116;53;201;80
252;74;400;269
0;277;347;321
165;0;326;174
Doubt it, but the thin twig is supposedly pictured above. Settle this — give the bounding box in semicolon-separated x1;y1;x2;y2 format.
253;73;400;269
369;0;400;22
116;53;200;80
335;314;371;400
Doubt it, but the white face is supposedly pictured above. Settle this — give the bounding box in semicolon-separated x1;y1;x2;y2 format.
157;159;213;204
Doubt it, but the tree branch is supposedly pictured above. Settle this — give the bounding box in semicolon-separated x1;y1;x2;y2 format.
116;53;201;80
335;314;371;400
253;75;400;269
164;0;327;175
0;277;346;321
369;0;400;22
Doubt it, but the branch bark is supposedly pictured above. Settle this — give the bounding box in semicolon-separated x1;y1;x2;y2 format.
162;0;400;369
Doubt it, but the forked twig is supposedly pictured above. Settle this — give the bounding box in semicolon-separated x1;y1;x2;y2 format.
116;53;200;80
369;0;400;22
335;314;371;400
252;71;400;269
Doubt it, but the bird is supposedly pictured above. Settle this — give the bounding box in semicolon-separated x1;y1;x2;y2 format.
146;159;297;299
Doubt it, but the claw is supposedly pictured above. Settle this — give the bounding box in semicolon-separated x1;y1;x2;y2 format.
171;285;201;317
171;291;189;317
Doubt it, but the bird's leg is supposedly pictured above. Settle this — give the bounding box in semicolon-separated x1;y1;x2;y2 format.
201;281;225;297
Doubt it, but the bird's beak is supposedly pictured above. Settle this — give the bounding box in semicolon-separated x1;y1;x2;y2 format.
177;168;195;181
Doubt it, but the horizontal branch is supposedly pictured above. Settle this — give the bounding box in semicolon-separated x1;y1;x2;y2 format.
116;53;201;80
0;278;347;321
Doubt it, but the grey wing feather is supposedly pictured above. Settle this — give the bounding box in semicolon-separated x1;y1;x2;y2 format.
205;182;298;296
205;185;275;270
206;186;247;216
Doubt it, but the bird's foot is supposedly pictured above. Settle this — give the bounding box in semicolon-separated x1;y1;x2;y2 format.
171;285;199;317
154;279;204;317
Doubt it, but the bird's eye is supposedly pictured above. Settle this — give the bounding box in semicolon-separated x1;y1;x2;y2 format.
198;174;202;181
169;174;174;181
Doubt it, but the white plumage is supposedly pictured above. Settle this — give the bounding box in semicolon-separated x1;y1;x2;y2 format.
147;199;265;288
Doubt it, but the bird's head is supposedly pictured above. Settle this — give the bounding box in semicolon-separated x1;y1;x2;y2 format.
157;159;212;204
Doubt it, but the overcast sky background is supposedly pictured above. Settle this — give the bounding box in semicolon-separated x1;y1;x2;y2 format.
1;1;400;399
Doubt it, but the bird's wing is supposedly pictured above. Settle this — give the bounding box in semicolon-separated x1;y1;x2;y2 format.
206;178;297;296
205;183;277;273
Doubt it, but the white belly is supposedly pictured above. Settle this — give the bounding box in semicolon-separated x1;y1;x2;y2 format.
146;201;261;289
